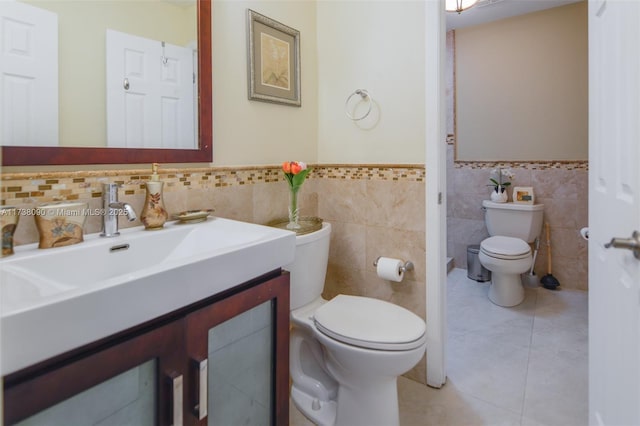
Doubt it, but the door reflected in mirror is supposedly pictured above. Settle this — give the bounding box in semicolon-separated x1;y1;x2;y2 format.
1;0;198;149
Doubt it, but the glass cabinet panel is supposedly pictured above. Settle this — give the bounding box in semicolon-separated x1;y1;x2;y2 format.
16;360;157;426
208;301;273;426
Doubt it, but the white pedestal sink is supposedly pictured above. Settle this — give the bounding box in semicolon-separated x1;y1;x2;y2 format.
0;217;296;375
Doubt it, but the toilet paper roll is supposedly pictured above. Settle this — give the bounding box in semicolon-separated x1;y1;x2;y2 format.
376;257;404;282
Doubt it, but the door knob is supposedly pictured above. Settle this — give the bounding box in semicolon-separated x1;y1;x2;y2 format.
605;230;640;260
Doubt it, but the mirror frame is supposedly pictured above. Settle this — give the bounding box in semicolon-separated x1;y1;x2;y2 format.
1;0;212;166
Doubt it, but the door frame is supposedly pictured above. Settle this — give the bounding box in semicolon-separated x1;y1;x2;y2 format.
425;0;447;388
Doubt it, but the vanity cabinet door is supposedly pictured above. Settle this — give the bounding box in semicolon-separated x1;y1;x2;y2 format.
184;273;290;426
3;320;186;426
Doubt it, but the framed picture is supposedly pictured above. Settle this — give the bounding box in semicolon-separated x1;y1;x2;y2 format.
513;186;535;204
247;9;301;107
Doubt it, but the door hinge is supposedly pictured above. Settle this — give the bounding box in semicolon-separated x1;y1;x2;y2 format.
438;192;443;205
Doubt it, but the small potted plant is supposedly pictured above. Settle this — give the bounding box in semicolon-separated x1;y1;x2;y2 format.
488;168;514;203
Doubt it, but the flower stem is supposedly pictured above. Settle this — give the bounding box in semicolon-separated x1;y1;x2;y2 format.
287;186;301;230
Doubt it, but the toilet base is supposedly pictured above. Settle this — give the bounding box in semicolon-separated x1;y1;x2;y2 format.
291;385;337;426
292;375;400;426
488;272;525;307
333;376;400;426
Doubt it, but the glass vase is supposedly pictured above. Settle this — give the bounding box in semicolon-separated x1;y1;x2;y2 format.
287;186;301;230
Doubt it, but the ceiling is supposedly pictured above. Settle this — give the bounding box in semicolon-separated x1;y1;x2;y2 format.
446;0;584;30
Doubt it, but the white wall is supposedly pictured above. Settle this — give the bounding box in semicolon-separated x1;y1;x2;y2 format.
455;2;588;161
213;0;426;166
212;0;318;166
316;1;426;164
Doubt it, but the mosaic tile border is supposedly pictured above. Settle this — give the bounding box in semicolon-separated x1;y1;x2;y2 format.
312;164;424;182
1;164;426;205
453;160;588;171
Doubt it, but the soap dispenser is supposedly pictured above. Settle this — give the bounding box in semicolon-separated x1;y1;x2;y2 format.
141;163;168;230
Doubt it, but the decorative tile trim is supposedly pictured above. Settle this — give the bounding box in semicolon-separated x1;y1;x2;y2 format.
453;160;588;171
1;164;425;205
312;164;425;181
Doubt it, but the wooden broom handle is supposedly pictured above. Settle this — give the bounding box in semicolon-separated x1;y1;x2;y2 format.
545;223;552;274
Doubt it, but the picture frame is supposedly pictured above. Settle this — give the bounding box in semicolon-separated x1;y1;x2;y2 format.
513;186;535;204
247;9;301;107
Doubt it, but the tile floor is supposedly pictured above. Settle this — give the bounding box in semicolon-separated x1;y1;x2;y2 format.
291;268;588;425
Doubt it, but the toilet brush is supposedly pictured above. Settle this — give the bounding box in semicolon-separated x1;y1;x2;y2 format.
522;237;540;288
541;223;560;290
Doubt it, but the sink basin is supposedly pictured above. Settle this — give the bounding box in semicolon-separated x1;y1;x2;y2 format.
1;217;296;375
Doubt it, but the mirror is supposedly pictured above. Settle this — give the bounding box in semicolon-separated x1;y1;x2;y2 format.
1;0;212;165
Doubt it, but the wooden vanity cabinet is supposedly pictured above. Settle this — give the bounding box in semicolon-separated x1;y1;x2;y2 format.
4;319;184;425
3;270;290;426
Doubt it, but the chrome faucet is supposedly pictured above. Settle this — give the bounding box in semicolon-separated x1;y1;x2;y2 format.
100;183;137;237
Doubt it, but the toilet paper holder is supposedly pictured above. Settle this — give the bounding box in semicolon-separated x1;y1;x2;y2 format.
373;256;414;273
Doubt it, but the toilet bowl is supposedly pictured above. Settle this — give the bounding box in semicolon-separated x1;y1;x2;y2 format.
479;201;544;307
287;223;426;426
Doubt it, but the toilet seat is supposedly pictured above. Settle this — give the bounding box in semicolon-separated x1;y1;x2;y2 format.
313;295;426;351
480;236;531;260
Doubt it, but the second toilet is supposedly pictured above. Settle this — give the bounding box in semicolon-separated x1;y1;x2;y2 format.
479;200;544;307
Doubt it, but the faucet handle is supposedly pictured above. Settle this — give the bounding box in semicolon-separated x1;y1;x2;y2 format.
102;183;122;204
102;182;121;190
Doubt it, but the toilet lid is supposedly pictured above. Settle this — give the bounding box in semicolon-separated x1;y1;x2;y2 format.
481;236;531;259
313;295;426;351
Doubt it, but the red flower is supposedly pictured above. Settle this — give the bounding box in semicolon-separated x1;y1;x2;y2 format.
290;162;302;174
282;161;310;189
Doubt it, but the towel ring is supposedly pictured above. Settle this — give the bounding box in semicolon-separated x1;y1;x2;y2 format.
345;89;373;121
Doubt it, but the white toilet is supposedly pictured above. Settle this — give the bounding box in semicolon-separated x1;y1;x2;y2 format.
479;200;544;307
287;222;426;426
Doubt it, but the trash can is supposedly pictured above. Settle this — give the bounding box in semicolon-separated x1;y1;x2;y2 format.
467;245;491;282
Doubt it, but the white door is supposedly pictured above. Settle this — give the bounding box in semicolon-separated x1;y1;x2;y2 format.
158;42;196;149
106;29;155;148
588;0;640;425
106;29;195;149
0;1;58;146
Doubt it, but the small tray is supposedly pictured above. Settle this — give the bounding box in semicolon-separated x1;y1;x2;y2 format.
174;209;214;224
266;216;323;236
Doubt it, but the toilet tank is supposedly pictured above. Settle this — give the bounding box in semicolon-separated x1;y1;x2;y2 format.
482;200;544;242
286;222;331;310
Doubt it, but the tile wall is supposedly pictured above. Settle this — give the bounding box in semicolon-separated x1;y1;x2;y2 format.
1;167;289;246
1;164;428;384
446;146;589;290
